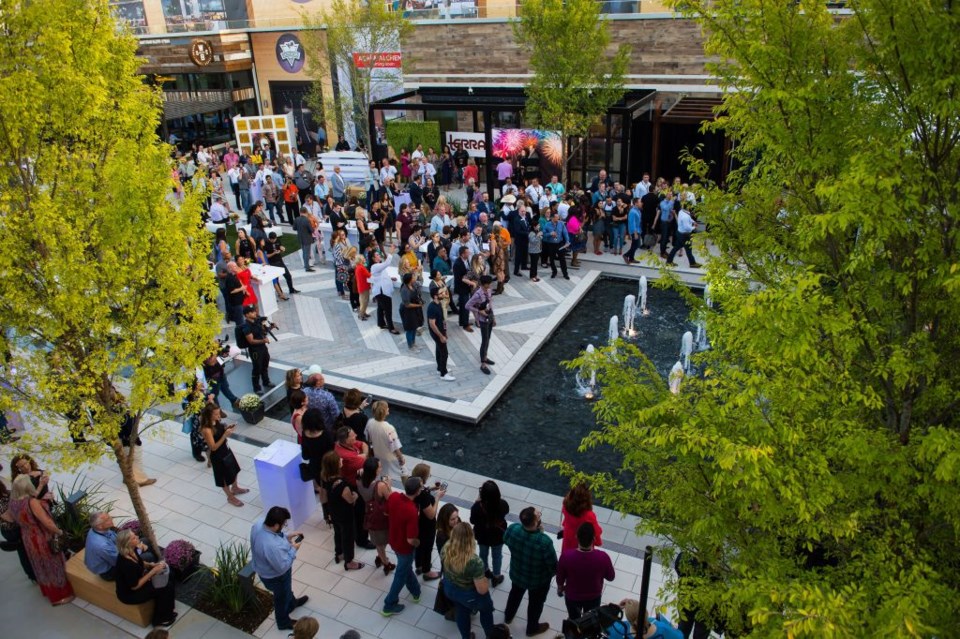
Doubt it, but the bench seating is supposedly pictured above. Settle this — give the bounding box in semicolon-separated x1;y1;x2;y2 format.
65;549;154;627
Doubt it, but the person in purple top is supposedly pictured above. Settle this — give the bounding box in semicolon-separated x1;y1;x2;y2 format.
556;522;616;621
496;157;514;196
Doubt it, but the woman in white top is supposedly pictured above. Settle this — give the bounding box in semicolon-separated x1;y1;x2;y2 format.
364;400;406;482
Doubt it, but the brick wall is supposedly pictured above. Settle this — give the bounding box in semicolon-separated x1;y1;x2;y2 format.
404;17;708;79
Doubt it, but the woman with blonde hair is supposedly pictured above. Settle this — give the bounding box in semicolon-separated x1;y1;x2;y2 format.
292;616;320;639
8;475;73;605
114;529;177;627
441;522;497;639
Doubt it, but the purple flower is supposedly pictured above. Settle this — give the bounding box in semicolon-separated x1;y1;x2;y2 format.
118;519;141;536
163;539;197;570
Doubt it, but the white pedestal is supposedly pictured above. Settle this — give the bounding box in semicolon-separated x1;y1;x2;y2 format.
253;440;315;530
248;263;286;318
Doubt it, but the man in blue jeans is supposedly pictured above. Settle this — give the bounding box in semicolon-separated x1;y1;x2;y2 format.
382;477;423;616
250;506;309;631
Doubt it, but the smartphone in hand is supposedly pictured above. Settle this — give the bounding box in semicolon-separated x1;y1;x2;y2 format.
293;534;304;543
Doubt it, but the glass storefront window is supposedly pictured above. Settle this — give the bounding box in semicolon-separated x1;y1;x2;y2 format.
110;0;147;34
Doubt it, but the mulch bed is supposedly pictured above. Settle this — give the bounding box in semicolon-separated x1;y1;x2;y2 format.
175;568;273;634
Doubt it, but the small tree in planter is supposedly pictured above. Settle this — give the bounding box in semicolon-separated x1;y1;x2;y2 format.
236;394;264;425
164;539;200;580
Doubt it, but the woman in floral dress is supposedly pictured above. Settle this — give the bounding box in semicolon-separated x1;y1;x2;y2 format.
9;475;74;605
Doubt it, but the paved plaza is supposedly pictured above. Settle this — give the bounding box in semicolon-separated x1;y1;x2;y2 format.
1;418;673;639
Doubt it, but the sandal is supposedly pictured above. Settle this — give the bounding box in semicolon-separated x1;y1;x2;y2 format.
232;487;250;495
227;496;244;507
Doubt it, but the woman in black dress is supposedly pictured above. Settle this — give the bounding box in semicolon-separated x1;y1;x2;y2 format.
114;529;177;627
199;403;248;508
319;451;364;571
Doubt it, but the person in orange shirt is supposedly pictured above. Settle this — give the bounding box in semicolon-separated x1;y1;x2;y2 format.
283;177;300;223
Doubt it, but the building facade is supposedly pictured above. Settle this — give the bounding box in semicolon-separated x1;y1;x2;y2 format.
119;0;726;184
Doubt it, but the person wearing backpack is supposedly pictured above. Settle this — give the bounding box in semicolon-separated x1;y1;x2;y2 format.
357;457;394;575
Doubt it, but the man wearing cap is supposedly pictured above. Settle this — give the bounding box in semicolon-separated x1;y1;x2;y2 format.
242;305;274;394
382;477;423;617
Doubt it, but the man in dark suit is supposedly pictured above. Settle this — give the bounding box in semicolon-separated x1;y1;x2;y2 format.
589;169;612;195
452;245;476;332
508;204;531;276
409;176;423;209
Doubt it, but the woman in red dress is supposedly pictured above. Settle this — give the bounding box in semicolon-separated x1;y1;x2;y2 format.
235;256;258;308
9;475;74;605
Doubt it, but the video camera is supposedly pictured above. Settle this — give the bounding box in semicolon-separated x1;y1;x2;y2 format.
257;316;279;342
562;603;624;639
215;336;231;358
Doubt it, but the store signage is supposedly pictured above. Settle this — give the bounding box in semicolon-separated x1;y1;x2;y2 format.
276;33;305;73
352;52;402;69
189;39;214;67
445;131;486;158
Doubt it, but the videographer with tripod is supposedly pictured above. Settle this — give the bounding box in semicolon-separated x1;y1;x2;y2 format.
242;305;276;394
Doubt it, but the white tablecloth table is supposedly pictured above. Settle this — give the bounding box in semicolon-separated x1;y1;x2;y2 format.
247;263;286;317
318;221;379;248
253;440;315;530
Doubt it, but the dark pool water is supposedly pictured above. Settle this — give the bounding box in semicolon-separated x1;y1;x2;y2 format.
272;277;697;497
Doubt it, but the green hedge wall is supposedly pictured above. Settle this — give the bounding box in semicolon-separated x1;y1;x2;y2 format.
385;120;441;156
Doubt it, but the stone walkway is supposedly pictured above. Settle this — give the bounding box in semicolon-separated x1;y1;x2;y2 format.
4;419;674;639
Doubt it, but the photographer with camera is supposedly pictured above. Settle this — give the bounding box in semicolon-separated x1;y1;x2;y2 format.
241;305;276;394
203;339;239;409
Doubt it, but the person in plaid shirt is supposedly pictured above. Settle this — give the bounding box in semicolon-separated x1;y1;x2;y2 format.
503;507;558;637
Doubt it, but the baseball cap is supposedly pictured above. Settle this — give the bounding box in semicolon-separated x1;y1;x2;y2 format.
404;477;423;495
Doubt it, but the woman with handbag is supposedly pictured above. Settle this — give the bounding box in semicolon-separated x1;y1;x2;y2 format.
114;529;177;627
357;457;394;575
8;475;73;605
199;403;249;507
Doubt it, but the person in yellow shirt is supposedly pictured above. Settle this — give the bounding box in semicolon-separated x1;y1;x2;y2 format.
398;241;421;277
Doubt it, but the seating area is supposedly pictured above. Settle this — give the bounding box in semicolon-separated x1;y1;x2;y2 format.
65;549;154;628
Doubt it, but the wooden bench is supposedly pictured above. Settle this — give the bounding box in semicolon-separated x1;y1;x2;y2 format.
65;549;154;627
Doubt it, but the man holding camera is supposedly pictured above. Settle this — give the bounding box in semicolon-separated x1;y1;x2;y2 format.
241;305;275;394
250;506;309;631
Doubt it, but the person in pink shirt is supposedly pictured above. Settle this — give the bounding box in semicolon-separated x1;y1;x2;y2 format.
223;146;240;170
559;483;604;552
496;156;513;195
566;211;584;268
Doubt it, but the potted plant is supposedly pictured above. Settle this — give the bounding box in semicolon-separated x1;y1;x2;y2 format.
236;393;265;424
164;539;201;581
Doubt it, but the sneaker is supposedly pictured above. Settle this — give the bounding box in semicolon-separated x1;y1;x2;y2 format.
441;374;457;382
305;267;316;272
381;604;405;617
526;622;550;637
689;262;702;268
411;593;421;603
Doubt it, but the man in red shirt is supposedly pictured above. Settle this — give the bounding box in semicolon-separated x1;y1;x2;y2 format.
382;477;422;616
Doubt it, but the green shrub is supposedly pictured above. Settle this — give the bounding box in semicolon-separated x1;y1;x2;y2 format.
203;540;253;614
385;120;440;156
51;475;116;552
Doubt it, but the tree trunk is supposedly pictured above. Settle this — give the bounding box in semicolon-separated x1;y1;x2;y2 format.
112;433;161;557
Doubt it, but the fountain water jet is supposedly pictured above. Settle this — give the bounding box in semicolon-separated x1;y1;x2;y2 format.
622;295;637;337
681;331;694;373
608;316;619;345
575;344;597;399
669;361;684;394
637;276;650;317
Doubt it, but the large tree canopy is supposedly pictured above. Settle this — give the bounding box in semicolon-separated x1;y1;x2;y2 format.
561;1;960;636
513;0;628;174
0;0;218;549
